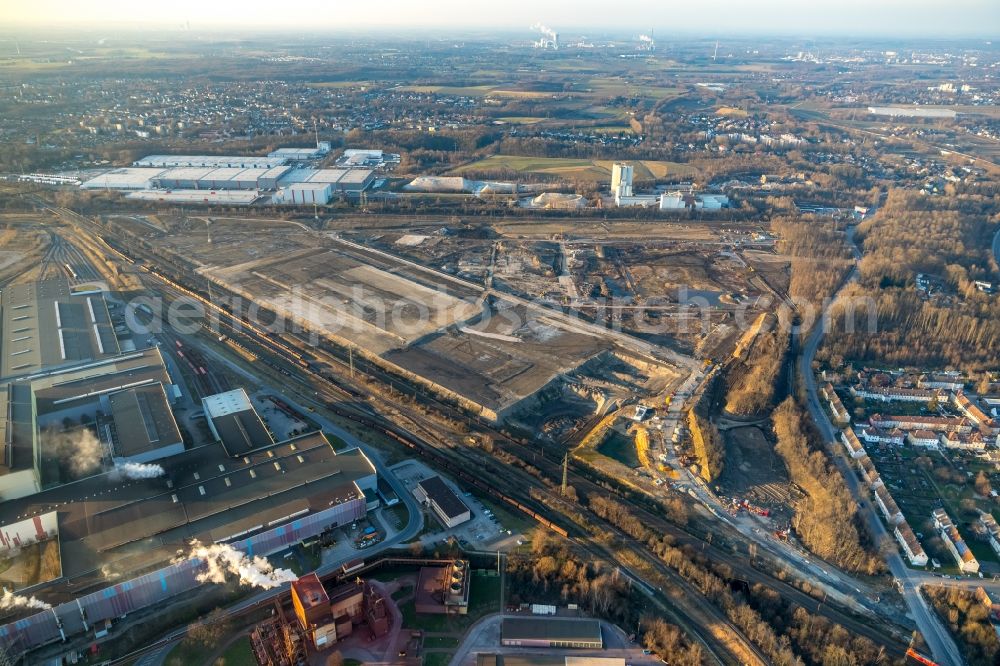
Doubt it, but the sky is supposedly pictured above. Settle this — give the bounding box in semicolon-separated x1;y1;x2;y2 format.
1;0;997;37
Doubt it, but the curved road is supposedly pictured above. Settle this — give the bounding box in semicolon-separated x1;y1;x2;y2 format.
993;226;1000;269
798;229;964;666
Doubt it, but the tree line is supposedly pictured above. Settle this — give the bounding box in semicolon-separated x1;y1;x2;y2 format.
506;531;704;665
825;188;1000;371
725;320;789;416
773;398;883;574
587;494;894;665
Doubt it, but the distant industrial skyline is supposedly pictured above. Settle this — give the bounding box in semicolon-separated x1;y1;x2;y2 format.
1;0;998;38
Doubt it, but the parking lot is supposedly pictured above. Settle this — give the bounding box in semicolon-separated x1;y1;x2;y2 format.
390;460;528;550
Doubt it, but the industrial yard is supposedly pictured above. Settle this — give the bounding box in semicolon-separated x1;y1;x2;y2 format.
1;20;998;666
121;215;695;426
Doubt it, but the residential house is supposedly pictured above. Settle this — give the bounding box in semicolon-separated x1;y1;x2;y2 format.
933;508;980;574
841;429;866;458
856;454;883;489
894;521;929;566
869;414;973;433
828;390;850;425
860;426;905;446
979;512;1000;559
874;485;904;525
918;374;966;392
907;429;941;449
850;385;943;403
940;431;988;452
953;392;1000;435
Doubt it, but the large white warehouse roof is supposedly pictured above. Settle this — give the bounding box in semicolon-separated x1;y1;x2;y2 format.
81;168;167;190
134;155;287;169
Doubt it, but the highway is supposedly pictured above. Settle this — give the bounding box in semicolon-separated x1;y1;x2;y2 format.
797;228;965;666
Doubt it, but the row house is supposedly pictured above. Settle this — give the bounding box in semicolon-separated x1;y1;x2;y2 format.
953;392;999;435
906;429;941;449
978;512;1000;559
850;385;944;403
933;508;980;574
827;389;850;425
860;426;906;446
894;521;929;567
857;454;883;489
869;414;974;434
918;374;966;392
841;428;866;458
874;484;904;525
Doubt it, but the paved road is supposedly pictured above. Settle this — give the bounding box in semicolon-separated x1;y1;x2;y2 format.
993;226;1000;268
448;614;659;666
111;341;425;664
797;230;964;666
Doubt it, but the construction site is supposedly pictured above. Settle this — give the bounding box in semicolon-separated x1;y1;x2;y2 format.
351;221;776;360
125;216;695;426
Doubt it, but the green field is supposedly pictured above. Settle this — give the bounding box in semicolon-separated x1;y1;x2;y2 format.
216;637;255;666
397;84;496;96
585;77;686;100
452;155;697;181
306;81;375;89
497;117;546;125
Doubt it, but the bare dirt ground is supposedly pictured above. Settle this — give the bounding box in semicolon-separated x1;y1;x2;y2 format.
717;425;795;514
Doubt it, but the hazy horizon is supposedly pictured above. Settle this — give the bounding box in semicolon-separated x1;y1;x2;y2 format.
1;0;998;39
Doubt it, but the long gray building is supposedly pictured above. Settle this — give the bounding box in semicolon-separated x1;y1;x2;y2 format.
134;155;287;169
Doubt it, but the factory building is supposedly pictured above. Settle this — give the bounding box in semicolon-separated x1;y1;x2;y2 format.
150;165;291;191
80;152;378;205
413;475;471;528
291;573;339;650
0;434;379;657
478;657;625;666
262;575;387;659
335;149;401;169
610;162;633;198
501;618;604;649
283;182;332;205
202;388;273;456
81;167;167;190
279;168;375;193
415;559;471;615
268;142;331;161
126;190;261;206
0;279;192;499
134;155;287;169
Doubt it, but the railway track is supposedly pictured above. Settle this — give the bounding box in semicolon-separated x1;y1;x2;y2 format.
107;251;758;664
57;207;905;662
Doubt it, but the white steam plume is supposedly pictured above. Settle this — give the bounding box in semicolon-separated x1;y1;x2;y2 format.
178;541;297;590
109;462;166;481
531;22;557;40
43;427;104;477
0;588;51;611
